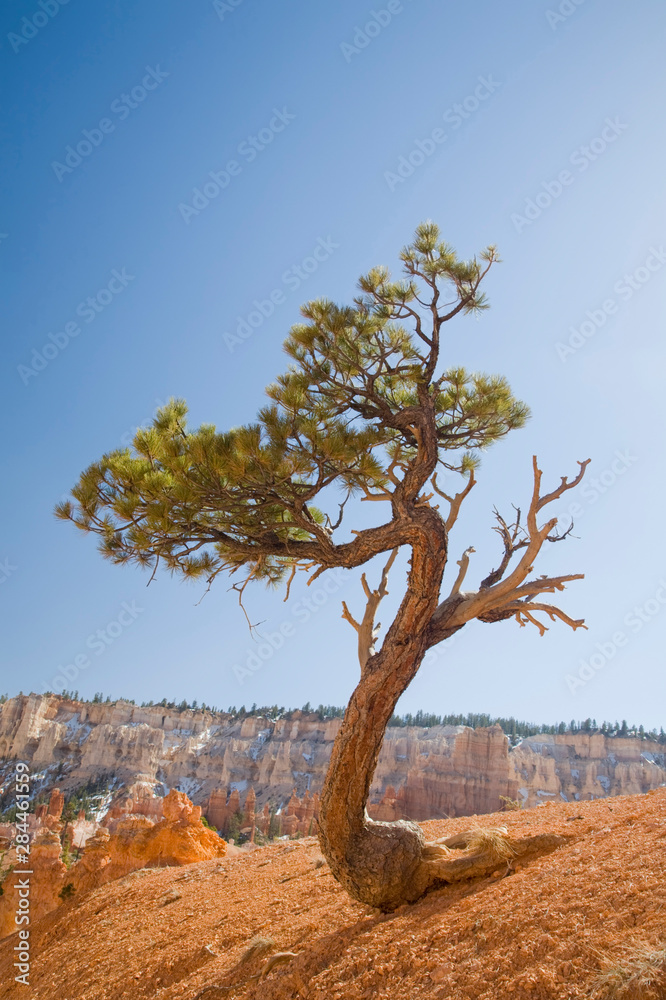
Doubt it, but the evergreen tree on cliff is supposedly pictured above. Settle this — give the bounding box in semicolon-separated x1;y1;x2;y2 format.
57;223;589;910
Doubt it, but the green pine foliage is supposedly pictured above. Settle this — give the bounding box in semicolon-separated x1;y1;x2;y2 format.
55;223;528;595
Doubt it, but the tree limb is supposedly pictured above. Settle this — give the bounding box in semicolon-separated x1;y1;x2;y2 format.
432;469;475;532
448;546;475;598
341;549;399;671
507;600;588;636
426;456;590;648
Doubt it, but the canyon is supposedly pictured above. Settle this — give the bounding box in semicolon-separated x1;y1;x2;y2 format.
1;693;664;831
0;785;226;939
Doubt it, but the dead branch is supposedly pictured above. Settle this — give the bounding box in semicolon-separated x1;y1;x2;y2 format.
360;488;393;502
480;506;528;589
448;546;475;598
341;601;361;632
326;489;352;532
341;548;399;670
427;456;590;647
229;570;263;631
497;573;585;602
536;458;590;513
432;469;476;532
385;454;405;486
283;563;297;602
509;600;587;635
306;563;328;587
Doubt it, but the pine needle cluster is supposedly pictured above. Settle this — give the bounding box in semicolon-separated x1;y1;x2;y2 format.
56;222;527;596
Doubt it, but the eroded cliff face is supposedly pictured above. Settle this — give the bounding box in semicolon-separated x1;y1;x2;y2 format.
1;695;664;823
508;733;666;808
0;788;225;940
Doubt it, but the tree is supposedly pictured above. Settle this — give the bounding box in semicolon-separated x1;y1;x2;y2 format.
56;222;589;911
226;811;243;843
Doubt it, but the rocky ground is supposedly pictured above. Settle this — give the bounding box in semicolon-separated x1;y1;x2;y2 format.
1;788;665;1000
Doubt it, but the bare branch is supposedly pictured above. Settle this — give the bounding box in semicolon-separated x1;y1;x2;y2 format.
427;456;590;648
385;454;404;487
343;548;400;671
328;490;352;531
537;459;591;513
508;600;588;636
448;546;475;598
341;601;361;632
432;469;476;532
480;457;589;604
306;564;329;587
283;563;297;602
480;507;528;589
360;485;393;502
229;571;263;632
546;520;577;543
498;573;585;603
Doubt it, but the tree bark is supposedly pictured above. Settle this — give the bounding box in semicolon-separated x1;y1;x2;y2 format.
318;514;445;910
317;513;568;911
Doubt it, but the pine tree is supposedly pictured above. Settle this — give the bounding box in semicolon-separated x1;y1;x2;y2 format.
56;222;589;912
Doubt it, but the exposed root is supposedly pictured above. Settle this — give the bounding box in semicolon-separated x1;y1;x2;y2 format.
418;830;570;901
331;820;571;912
260;951;299;980
419;827;512;864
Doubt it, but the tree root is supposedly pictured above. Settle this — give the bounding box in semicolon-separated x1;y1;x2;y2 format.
418;828;570;899
327;819;571;912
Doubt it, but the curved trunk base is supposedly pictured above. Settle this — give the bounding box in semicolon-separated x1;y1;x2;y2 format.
320;818;570;912
319;817;427;911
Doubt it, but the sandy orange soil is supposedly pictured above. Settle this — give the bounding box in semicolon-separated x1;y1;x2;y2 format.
1;787;665;1000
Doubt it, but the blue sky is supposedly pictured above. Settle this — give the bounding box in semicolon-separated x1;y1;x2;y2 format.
1;0;665;728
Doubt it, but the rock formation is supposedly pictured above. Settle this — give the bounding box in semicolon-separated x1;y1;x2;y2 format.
0;789;225;940
0;829;67;939
508;732;666;807
1;695;664;835
206;786;321;839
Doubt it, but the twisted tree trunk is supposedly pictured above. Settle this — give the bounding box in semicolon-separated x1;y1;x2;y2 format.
318;518;567;911
319;659;568;911
318;520;443;910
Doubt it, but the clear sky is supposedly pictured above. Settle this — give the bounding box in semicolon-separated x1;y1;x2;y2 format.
1;0;665;728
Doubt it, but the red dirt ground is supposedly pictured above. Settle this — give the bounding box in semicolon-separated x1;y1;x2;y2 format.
1;787;665;1000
